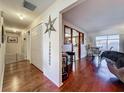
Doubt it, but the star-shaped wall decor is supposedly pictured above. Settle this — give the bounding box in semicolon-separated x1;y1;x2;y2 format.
45;16;57;38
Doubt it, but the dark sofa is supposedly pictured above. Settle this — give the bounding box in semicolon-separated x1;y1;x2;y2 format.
101;51;124;69
101;51;124;82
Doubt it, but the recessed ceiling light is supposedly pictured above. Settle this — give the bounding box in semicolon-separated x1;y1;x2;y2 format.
20;16;24;20
17;14;25;20
13;30;16;32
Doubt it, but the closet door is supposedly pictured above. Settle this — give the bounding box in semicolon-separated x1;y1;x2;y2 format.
31;24;43;71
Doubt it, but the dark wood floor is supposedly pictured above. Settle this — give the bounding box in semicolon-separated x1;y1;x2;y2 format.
2;58;124;92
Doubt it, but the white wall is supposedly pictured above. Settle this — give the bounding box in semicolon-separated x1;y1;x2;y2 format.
62;19;89;58
88;27;124;52
27;0;87;87
0;12;5;92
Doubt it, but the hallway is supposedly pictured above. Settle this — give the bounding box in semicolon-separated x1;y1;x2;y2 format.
3;58;124;92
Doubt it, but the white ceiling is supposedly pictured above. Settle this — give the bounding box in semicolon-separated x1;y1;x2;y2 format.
0;0;55;31
63;0;124;32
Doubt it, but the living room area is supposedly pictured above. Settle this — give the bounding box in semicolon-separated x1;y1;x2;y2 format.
61;0;124;91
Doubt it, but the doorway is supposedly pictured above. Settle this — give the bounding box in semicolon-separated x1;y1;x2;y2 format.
5;32;26;64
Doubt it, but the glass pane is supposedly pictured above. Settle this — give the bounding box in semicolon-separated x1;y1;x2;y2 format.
108;35;119;40
96;40;107;50
72;30;79;60
73;30;78;36
80;33;84;44
65;28;71;37
108;40;119;51
96;36;107;40
65;27;71;44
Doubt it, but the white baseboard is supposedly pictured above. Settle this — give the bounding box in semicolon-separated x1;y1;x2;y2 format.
59;82;63;87
43;72;63;88
0;64;5;92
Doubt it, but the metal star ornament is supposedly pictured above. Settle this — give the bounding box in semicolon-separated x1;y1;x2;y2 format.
45;16;57;38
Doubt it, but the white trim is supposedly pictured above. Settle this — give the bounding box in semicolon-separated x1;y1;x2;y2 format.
0;63;5;92
59;82;63;87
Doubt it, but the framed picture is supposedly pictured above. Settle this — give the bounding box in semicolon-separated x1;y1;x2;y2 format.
7;36;18;43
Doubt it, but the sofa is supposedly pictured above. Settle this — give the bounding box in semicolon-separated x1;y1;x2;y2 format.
101;51;124;82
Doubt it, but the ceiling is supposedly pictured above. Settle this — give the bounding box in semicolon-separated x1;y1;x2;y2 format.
63;0;124;33
0;0;55;31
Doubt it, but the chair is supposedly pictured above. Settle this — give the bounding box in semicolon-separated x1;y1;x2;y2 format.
91;47;101;57
66;51;76;63
62;44;75;75
62;53;68;81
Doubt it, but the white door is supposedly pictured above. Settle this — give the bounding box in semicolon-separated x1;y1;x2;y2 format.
31;24;43;71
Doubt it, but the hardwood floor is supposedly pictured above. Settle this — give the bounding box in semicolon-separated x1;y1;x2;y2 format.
2;58;124;92
3;60;59;92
